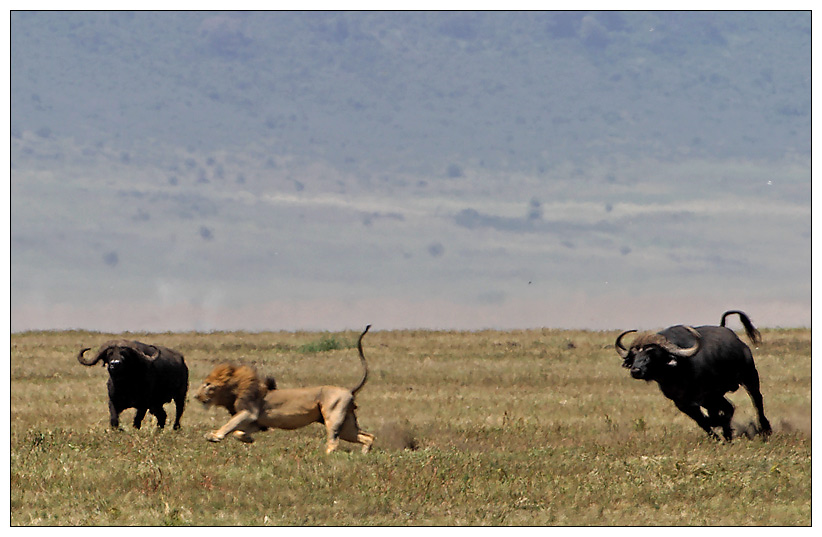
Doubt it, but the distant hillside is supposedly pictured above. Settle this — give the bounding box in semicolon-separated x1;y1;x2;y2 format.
10;11;811;333
11;11;811;177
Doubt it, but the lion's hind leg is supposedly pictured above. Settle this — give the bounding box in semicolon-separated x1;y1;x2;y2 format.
321;392;373;454
338;411;374;454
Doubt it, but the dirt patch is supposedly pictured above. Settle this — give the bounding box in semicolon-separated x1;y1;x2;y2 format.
376;420;419;451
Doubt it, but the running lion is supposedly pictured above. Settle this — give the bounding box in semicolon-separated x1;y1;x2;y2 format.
195;325;375;454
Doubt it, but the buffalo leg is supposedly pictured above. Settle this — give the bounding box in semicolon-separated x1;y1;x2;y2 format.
149;406;167;429
133;408;148;429
706;397;735;441
108;400;121;429
673;400;719;440
743;370;772;437
172;394;186;430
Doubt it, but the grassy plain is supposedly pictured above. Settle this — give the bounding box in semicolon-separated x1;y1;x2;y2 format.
10;328;811;526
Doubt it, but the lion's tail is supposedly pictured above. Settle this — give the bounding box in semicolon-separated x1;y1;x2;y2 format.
350;324;371;395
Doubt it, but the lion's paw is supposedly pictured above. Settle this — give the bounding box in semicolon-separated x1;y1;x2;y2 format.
233;431;255;443
205;431;223;442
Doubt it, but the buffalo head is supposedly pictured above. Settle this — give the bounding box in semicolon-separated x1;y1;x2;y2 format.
614;326;701;380
77;340;159;379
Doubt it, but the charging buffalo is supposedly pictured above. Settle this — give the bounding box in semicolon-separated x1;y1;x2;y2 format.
614;310;771;441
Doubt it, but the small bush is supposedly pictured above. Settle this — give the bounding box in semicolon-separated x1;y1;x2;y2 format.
297;334;352;354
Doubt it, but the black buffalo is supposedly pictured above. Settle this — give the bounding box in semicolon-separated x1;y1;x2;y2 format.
77;340;189;430
614;310;771;441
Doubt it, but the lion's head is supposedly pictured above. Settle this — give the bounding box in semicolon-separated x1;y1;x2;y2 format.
195;363;275;414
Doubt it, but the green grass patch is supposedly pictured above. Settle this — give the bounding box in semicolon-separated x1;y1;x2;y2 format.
296;333;354;354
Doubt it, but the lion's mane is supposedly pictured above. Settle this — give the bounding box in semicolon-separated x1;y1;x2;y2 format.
199;363;274;414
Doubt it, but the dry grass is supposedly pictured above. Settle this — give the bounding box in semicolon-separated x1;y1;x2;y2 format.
10;328;811;526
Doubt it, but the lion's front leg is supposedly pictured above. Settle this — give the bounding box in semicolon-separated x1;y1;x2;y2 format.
205;409;256;442
231;417;266;443
232;430;255;443
231;421;268;444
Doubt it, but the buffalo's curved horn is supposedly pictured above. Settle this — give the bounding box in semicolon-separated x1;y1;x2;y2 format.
139;344;161;360
658;326;701;358
77;345;109;367
614;330;637;359
119;342;160;361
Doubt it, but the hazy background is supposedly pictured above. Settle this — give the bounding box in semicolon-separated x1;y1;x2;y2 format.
10;11;811;333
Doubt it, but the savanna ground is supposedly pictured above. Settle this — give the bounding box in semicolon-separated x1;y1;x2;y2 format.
10;327;811;526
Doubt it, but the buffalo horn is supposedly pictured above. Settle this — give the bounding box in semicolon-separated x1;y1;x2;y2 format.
77;346;107;366
658;326;701;358
614;330;637;359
